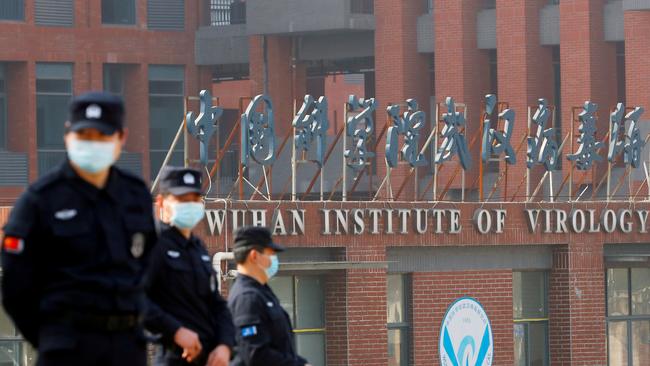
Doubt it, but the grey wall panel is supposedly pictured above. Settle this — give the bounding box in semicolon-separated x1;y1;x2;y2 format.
387;245;553;272
195;25;249;65
417;13;434;53
605;0;624;42
540;4;560;46
298;32;374;61
246;0;374;35
477;9;496;50
623;0;650;10
35;0;74;27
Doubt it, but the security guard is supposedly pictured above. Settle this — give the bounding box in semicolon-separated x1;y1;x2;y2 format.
145;167;235;366
1;92;157;366
227;226;311;366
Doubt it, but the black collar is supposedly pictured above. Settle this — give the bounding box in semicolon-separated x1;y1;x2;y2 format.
61;160;121;202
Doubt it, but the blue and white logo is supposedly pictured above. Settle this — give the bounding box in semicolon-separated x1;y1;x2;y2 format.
439;297;493;366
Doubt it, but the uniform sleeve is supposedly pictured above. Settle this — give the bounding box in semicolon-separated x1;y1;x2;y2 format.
211;290;235;349
230;292;305;366
142;242;181;343
1;191;43;346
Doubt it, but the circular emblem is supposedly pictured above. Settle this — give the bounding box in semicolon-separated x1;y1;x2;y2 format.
439;297;493;366
130;233;145;258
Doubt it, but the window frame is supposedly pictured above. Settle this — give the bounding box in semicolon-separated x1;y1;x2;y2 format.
606;266;650;366
513;270;550;366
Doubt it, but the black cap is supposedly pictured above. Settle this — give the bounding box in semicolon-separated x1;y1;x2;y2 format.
233;226;285;252
159;166;203;196
68;91;124;135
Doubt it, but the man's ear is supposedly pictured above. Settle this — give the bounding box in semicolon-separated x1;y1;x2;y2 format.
119;128;129;146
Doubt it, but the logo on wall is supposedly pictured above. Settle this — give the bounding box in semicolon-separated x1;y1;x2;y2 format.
439;297;493;366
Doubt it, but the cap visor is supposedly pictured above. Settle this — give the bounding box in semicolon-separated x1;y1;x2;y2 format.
70;120;118;135
165;186;204;196
268;242;286;252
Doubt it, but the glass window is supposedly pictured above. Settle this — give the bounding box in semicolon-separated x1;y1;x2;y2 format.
0;63;6;150
269;275;326;366
607;267;650;365
148;65;184;179
387;274;410;366
513;271;549;366
608;268;630;316
631;268;650;316
0;0;24;21
102;0;136;25
609;321;628;366
36;63;73;176
103;64;125;96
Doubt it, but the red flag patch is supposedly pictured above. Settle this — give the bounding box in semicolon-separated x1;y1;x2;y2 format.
2;236;24;254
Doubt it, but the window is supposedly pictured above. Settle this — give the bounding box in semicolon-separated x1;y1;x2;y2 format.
0;64;6;149
148;0;184;30
513;271;549;366
424;0;433;14
36;63;73;176
0;276;37;365
616;42;626;105
387;274;410;366
103;64;126;96
35;0;74;27
350;0;374;14
269;275;326;366
148;65;184;179
210;0;246;26
0;0;24;21
102;0;135;25
483;0;496;9
607;267;650;366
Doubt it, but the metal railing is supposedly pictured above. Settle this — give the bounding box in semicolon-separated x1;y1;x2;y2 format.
350;0;373;14
211;0;246;26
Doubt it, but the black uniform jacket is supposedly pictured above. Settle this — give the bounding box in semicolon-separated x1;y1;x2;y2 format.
228;274;308;366
145;224;235;354
1;161;157;350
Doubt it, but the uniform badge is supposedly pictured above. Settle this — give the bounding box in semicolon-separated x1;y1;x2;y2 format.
2;236;24;254
183;173;196;185
130;233;145;258
86;104;102;119
241;326;257;338
166;250;181;258
54;209;77;220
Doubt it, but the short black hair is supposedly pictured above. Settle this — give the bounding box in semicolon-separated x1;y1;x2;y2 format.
233;244;264;264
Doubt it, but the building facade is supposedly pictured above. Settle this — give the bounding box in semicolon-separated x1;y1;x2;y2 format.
1;0;650;365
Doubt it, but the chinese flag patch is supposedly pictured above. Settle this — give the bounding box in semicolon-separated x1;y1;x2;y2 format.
2;236;24;254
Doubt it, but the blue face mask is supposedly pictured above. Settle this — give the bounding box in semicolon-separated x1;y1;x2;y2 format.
170;202;205;229
265;255;279;279
67;139;117;173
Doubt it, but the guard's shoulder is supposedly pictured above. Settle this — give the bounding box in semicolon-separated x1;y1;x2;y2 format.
29;166;65;193
113;166;149;190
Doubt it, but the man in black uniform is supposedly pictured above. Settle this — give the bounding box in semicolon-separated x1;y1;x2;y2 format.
1;91;157;365
227;226;311;366
145;167;235;366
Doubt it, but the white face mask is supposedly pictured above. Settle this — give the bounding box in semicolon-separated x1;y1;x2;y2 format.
67;139;117;173
169;202;205;229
